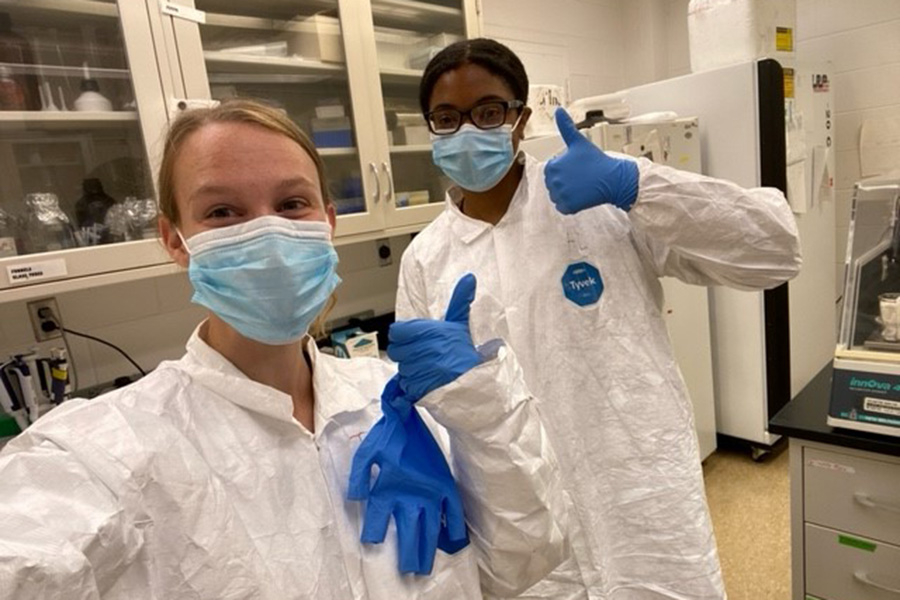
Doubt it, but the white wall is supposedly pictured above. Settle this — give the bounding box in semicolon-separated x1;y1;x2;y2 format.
483;0;692;101
482;0;627;101
0;236;411;392
792;0;900;296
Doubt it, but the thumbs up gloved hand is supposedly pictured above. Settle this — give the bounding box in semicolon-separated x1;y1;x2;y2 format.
348;375;469;575
387;273;483;404
544;107;640;215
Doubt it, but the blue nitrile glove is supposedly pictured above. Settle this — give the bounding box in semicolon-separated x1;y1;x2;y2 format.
387;273;483;402
348;375;469;575
544;107;640;214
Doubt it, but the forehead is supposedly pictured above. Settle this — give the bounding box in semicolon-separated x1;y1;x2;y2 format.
429;62;516;111
174;121;318;187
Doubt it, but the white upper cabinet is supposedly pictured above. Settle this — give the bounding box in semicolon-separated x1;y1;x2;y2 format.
0;0;479;302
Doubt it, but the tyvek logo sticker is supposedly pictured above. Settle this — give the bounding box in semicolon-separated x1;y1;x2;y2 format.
562;261;603;306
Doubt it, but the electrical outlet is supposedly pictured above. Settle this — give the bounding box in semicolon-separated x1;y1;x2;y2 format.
376;238;392;267
27;297;62;342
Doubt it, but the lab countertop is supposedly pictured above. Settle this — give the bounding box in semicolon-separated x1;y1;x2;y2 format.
769;363;900;457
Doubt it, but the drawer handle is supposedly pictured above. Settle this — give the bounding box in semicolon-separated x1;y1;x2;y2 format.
855;571;900;595
854;492;900;513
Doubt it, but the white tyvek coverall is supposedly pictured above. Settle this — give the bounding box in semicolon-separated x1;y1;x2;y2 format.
396;154;802;599
0;326;567;599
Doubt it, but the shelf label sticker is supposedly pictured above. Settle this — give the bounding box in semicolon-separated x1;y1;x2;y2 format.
806;458;855;475
7;259;67;285
161;1;206;24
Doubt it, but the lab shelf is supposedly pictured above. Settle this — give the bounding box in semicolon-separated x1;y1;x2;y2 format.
203;51;344;76
0;62;130;80
196;1;337;22
0;0;117;21
371;0;464;33
389;144;431;154
380;66;424;85
318;147;358;157
0;111;139;129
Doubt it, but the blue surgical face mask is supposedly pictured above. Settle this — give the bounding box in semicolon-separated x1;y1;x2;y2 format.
431;123;518;192
180;216;341;345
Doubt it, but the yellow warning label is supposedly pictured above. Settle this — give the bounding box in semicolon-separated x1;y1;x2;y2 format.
783;67;795;99
776;27;794;52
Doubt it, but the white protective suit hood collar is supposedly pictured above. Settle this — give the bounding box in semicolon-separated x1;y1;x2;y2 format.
446;152;532;245
183;323;372;428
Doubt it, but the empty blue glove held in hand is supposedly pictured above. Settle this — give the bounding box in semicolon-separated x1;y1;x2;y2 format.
544;107;640;214
388;273;483;403
348;375;469;575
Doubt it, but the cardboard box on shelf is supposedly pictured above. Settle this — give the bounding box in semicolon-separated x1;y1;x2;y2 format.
285;15;344;63
393;125;430;145
395;190;430;207
315;104;345;119
311;116;353;148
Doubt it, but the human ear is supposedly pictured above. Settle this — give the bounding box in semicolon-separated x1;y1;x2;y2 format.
158;216;189;269
326;204;337;239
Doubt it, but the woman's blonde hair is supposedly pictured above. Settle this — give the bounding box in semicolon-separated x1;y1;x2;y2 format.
158;98;337;337
158;98;332;224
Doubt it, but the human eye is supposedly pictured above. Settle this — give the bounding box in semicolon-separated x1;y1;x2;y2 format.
278;196;314;216
474;103;504;126
205;205;238;220
431;110;459;132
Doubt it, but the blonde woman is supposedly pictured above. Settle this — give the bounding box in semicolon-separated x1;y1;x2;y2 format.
0;100;566;599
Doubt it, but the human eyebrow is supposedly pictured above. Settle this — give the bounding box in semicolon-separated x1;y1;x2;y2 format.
431;95;508;111
188;184;235;204
276;176;319;192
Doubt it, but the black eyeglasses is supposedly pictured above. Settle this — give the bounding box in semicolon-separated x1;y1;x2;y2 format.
425;100;524;135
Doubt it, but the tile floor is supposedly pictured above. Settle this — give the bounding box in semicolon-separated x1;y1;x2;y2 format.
703;445;792;600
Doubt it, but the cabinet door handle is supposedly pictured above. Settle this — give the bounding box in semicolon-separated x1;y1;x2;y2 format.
854;492;900;513
854;571;900;595
369;162;381;203
381;161;394;203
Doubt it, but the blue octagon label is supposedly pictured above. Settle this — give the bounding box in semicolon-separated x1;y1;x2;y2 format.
562;261;603;306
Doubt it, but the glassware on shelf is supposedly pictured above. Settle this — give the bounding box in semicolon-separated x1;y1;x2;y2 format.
0;11;41;110
120;197;158;240
0;64;25;110
0;207;20;257
22;193;78;253
74;178;118;245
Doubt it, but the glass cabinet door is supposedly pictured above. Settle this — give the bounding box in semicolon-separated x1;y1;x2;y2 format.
172;0;385;236
368;0;474;228
0;0;159;265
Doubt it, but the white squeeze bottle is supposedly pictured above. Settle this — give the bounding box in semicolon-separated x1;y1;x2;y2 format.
74;62;112;111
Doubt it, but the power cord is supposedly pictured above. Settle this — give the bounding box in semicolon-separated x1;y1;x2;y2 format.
38;310;147;377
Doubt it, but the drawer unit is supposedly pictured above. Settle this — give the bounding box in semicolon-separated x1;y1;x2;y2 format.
805;523;900;600
804;446;900;546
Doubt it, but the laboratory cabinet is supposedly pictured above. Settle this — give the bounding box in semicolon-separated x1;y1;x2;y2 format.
0;0;480;303
770;366;900;600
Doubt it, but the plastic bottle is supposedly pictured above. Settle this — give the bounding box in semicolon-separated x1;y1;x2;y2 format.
73;62;112;112
75;178;116;244
0;12;40;110
0;64;25;109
